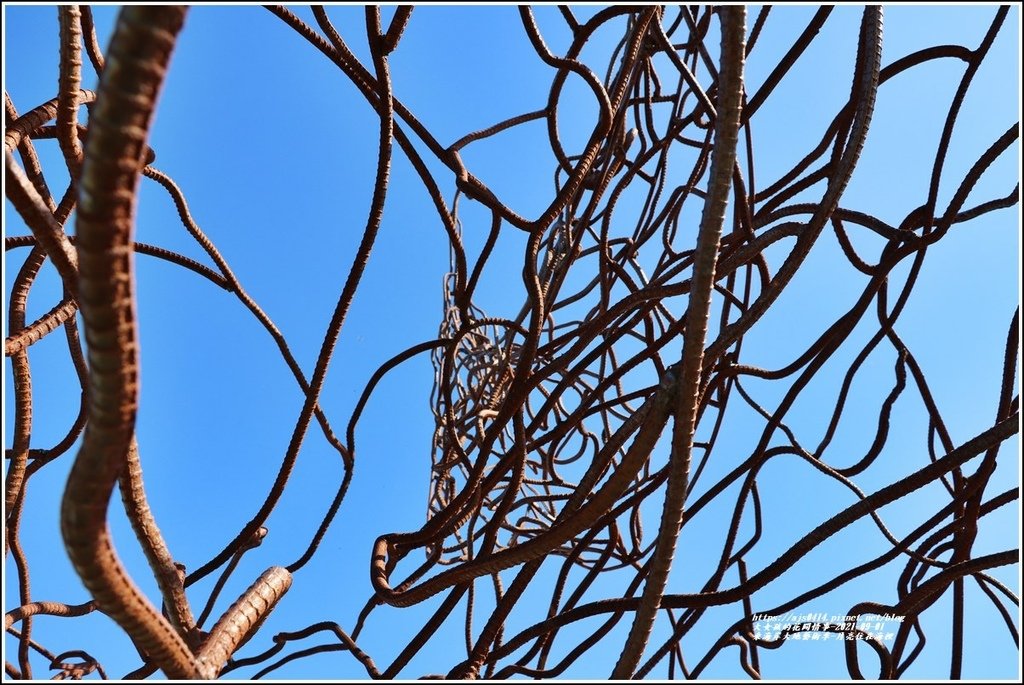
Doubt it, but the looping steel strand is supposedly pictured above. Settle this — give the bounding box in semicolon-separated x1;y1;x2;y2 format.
372;367;680;607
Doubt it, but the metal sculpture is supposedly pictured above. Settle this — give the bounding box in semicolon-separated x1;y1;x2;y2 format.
4;4;1019;680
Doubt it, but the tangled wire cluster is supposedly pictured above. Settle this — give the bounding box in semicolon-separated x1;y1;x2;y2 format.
4;4;1020;680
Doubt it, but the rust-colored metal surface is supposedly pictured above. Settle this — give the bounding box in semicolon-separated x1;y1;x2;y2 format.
3;5;1019;680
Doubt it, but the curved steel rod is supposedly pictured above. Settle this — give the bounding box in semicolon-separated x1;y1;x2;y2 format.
612;7;748;677
59;6;199;679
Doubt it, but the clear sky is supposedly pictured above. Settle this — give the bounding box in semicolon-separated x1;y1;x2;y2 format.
3;3;1020;680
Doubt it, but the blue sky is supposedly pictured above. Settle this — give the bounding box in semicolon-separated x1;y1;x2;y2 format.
3;4;1020;680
